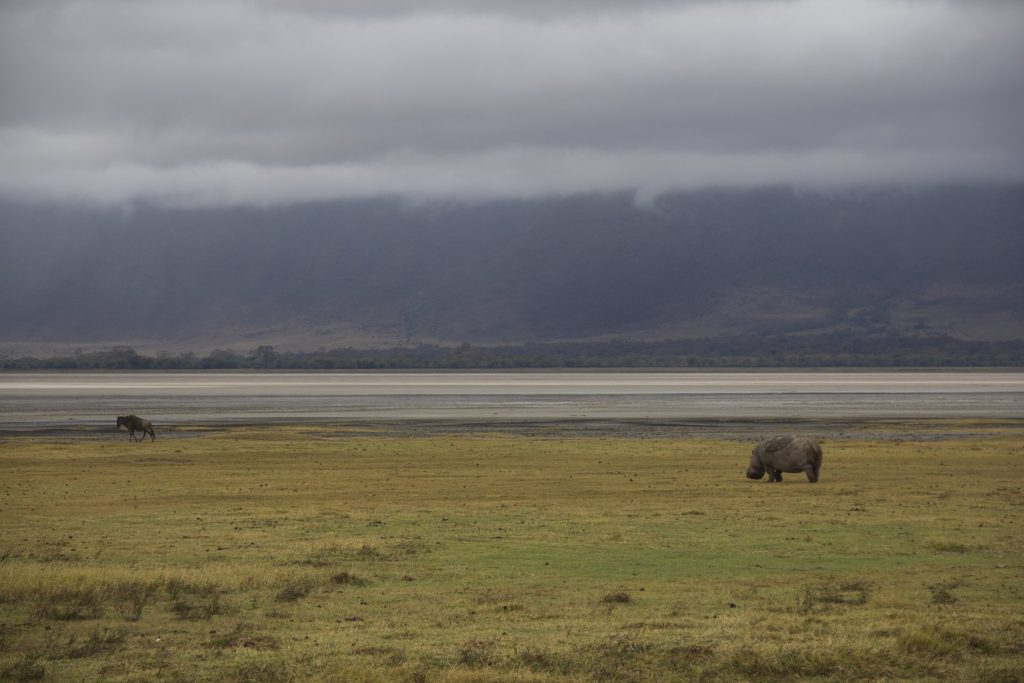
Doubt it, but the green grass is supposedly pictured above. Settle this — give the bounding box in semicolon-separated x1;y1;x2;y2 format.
0;424;1022;681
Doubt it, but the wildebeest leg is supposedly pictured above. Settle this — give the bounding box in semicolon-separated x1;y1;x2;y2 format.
803;464;818;482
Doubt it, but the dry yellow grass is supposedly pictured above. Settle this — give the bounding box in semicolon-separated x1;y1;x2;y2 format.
0;424;1022;681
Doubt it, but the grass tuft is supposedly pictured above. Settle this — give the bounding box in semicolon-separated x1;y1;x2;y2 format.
209;622;280;651
64;626;127;659
1;654;46;681
330;570;368;586
601;591;632;604
929;580;960;605
229;657;292;683
798;578;871;613
29;584;104;621
111;579;161;621
928;539;969;553
274;574;319;603
167;580;225;620
897;622;994;659
458;639;499;668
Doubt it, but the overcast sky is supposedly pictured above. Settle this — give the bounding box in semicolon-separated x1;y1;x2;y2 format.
1;0;1022;207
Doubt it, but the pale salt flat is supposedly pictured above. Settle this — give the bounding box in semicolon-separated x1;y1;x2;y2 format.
0;371;1021;426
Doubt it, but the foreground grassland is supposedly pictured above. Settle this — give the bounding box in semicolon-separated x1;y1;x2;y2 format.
1;425;1022;682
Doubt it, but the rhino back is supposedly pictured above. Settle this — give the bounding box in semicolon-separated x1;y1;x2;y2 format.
761;436;820;472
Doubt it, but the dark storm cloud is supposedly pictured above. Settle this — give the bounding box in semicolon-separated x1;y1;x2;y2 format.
0;0;1022;206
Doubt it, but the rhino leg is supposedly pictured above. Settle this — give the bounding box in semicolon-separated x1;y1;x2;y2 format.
803;464;818;483
774;471;783;482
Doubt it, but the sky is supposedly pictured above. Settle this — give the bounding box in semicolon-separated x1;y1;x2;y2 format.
1;0;1022;207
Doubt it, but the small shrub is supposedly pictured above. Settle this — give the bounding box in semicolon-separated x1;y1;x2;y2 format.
29;584;104;620
303;543;346;567
1;654;46;681
331;571;368;586
977;663;1024;683
897;622;992;659
167;581;224;620
928;539;968;553
165;578;200;600
726;646;848;679
65;626;127;659
580;635;652;680
356;544;384;560
230;657;291;683
898;624;960;658
798;579;871;613
171;594;223;620
209;622;279;651
352;645;406;665
519;647;568;674
391;539;429;556
601;591;632;604
928;579;962;605
274;574;318;603
111;579;161;621
458;639;499;668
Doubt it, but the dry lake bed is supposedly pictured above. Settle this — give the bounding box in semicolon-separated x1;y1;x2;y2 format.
1;371;1022;430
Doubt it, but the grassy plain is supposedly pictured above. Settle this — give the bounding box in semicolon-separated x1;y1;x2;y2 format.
0;423;1022;681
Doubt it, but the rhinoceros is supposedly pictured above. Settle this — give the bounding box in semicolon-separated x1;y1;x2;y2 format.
746;435;821;483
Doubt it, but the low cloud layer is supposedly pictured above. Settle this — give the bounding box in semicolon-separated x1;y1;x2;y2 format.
1;0;1022;206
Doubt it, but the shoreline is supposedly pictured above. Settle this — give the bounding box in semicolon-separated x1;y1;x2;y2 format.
4;416;1022;442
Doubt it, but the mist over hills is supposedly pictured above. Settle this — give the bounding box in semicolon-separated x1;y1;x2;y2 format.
1;185;1022;357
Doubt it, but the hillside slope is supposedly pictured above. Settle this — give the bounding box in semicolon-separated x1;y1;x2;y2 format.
1;186;1022;353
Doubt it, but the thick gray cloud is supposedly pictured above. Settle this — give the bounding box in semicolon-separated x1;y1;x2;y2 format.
1;0;1022;206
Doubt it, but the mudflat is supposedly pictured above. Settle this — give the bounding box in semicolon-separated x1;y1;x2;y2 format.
2;370;1022;427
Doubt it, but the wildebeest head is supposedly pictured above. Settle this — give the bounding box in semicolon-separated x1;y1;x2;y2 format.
746;447;766;479
116;416;129;430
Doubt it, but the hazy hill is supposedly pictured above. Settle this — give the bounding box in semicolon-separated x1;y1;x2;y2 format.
1;185;1022;354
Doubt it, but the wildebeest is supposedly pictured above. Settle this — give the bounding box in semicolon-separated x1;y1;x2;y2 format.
116;415;156;442
747;435;821;483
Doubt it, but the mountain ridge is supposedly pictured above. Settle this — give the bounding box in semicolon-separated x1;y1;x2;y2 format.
1;185;1021;355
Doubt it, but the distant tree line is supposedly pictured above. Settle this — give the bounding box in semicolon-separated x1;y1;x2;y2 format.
2;335;1021;370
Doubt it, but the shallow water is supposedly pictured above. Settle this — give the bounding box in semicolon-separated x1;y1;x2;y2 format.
1;371;1021;427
